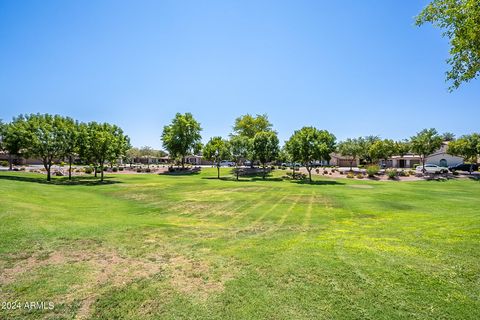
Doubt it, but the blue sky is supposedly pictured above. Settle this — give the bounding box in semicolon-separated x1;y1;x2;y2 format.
1;0;479;149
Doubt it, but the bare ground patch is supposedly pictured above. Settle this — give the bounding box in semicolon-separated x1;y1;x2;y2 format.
1;245;236;318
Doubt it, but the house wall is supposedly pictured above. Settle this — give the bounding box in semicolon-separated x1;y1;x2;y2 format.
426;153;463;167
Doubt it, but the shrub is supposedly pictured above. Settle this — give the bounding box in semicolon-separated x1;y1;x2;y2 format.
366;165;379;177
145;168;151;173
346;172;354;179
339;171;344;175
0;160;9;167
119;167;124;171
84;167;93;174
315;168;320;173
136;168;143;173
112;167;118;172
452;171;459;175
19;167;26;171
387;169;398;179
323;170;328;175
329;172;332;175
356;173;364;179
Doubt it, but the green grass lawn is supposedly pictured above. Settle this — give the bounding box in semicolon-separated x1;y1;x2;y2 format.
0;169;479;319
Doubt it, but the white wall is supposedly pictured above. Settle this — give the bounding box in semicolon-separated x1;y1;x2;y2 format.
426;153;463;167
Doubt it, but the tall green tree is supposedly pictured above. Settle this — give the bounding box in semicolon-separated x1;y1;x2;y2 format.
79;122;130;181
2;116;27;170
395;140;411;157
285;134;301;177
337;138;362;170
229;135;250;180
162;113;202;169
359;135;380;164
0;119;5;154
286;127;336;182
410;128;443;172
22;114;70;181
416;0;480;90
61;117;79;180
125;147;140;167
252;131;279;179
441;132;456;141
369;139;396;168
203;137;230;179
232;114;273;167
448;133;480;173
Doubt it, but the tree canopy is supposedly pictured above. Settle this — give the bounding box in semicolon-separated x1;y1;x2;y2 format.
252;131;279;179
162;113;202;168
79;122;130;181
285;127;336;182
229;135;250;180
203;137;230;179
448;133;480;173
416;0;480;90
410;128;443;171
337;138;363;170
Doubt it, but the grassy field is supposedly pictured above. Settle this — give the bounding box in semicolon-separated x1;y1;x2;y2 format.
0;168;479;319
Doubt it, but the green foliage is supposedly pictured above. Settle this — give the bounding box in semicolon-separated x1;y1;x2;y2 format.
416;0;480;90
78;122;130;181
410;128;443;170
358;135;381;164
285;127;336;182
448;133;480;172
395;140;411;157
369;139;396;163
232;114;273;165
338;138;363;168
387;169;398;179
233;114;272;139
162;113;202;168
203;136;230;178
252;131;279;179
346;172;355;178
366;165;380;177
441;132;456;141
0;160;9;167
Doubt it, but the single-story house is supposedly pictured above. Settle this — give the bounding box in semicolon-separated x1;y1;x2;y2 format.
383;142;463;168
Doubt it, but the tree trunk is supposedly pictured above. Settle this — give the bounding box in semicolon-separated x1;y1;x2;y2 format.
101;165;104;181
236;166;239;180
46;163;51;181
68;156;73;180
94;167;98;177
263;164;266;179
182;157;185;169
217;165;220;179
307;166;312;182
350;159;353;171
292;165;295;178
470;163;473;175
422;157;426;173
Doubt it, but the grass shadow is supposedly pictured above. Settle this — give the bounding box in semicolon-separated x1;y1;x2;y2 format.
158;168;201;176
292;179;345;186
0;174;121;186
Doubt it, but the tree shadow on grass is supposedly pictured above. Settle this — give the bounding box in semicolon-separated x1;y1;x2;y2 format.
0;174;121;186
202;176;284;182
292;179;345;186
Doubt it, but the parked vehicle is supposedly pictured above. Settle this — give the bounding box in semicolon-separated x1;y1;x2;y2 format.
416;164;449;174
219;160;235;167
448;163;479;172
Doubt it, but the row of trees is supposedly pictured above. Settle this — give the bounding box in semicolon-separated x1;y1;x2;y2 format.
159;113;480;181
0;114;130;181
2;112;479;182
